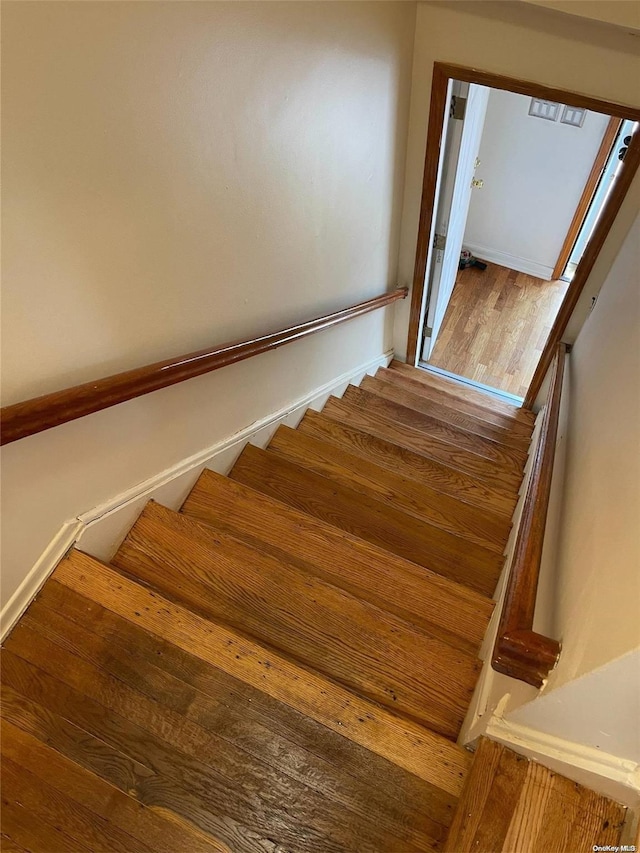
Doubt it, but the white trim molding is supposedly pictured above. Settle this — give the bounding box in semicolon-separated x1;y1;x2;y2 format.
481;698;640;809
0;349;393;642
463;242;555;281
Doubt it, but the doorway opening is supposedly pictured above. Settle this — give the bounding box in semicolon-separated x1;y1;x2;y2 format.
407;64;640;408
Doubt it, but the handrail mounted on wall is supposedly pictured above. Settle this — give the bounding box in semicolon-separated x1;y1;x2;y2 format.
492;342;566;687
1;288;407;446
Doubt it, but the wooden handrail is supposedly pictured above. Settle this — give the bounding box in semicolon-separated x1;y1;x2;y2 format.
492;342;566;687
1;288;407;446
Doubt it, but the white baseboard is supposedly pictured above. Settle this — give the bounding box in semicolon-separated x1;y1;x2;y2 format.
464;243;555;281
0;519;84;645
481;702;640;809
0;349;392;642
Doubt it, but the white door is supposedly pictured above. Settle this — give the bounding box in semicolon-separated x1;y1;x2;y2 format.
421;83;490;360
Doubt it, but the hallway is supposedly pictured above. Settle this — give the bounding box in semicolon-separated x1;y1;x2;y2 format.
428;263;568;398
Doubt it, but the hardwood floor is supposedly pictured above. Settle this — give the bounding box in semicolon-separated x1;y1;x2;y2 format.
428;263;568;398
445;738;625;853
0;363;624;851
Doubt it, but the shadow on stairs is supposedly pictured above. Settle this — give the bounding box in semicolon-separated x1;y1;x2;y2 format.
0;361;625;852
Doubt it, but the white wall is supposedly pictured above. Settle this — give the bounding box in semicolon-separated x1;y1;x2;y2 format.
521;0;640;32
545;213;640;685
394;0;640;360
463;89;610;279
0;1;415;608
511;649;640;764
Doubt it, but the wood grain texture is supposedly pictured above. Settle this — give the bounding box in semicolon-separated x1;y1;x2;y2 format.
323;395;523;493
112;500;481;739
375;367;534;436
1;755;151;853
1;719;225;853
12;598;453;848
2;649;385;853
493;343;565;687
444;739;626;853
361;374;531;450
427;264;568;399
230;444;504;596
268;425;511;553
552;117;623;280
181;469;494;654
3;630;432;853
298;410;518;517
1;789;91;853
0;288;407;445
28;577;456;836
389;360;534;424
51;550;472;797
342;386;528;474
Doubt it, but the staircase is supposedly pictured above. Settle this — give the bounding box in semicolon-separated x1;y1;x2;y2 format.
0;361;624;852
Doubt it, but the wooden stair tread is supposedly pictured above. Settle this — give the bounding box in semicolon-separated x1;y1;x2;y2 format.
322;395;523;493
376;367;534;437
113;501;482;739
1;353;540;853
363;374;531;451
1;716;222;853
299;409;518;517
3;616;447;853
50;551;471;790
342;386;528;475
181;468;494;655
230;444;504;596
268;424;510;554
444;738;626;853
28;577;458;836
389;360;535;424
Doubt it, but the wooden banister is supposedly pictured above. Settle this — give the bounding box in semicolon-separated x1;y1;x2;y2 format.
1;288;407;446
492;342;566;688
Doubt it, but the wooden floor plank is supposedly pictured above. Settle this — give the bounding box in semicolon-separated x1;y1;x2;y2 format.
30;578;456;834
501;761;556;853
1;719;226;853
16;602;449;849
428;263;568;398
342;386;528;475
1;684;271;853
390;360;534;423
322;395;524;492
298;410;518;517
50;550;472;798
182;468;494;654
0;792;91;853
374;367;534;436
1;755;151;853
230;445;504;596
464;745;529;852
0;834;30;853
112;501;482;738
444;738;626;853
444;738;505;852
268;425;511;553
361;374;531;450
3;646;408;853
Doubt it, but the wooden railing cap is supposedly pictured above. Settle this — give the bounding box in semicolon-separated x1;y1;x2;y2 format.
1;287;407;445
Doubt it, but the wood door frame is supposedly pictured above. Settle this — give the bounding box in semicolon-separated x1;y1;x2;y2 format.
406;62;640;409
551;116;623;281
